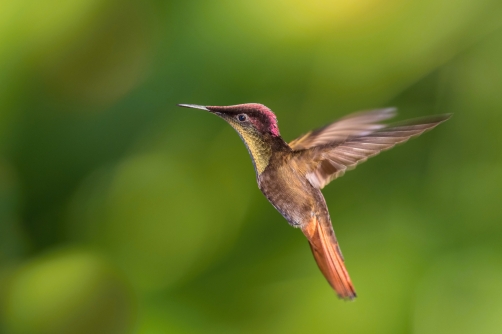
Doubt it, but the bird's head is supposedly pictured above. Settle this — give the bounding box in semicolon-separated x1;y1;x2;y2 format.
179;103;282;175
178;103;280;138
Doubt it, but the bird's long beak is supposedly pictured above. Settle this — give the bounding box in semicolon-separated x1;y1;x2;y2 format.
178;104;226;118
177;104;210;111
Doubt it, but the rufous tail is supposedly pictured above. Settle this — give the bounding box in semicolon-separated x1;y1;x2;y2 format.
302;215;356;300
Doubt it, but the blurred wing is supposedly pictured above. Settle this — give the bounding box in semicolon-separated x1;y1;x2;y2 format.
289;108;397;150
302;215;356;300
301;114;452;189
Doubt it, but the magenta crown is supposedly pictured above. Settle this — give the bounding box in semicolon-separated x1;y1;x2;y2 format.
206;103;280;137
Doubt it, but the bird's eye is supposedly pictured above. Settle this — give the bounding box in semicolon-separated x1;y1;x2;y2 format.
237;114;247;122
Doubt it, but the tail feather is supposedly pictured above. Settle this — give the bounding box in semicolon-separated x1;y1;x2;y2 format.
302;216;356;300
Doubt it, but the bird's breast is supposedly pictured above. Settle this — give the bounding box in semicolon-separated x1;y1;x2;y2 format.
259;156;319;227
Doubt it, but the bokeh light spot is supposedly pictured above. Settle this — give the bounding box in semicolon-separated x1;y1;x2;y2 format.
2;249;135;334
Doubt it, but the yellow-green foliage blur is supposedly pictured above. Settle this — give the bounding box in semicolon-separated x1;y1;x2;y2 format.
1;0;502;333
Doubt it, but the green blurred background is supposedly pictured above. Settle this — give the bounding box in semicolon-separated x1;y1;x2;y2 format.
1;0;502;333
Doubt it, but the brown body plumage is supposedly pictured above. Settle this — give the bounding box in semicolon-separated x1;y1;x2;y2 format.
178;103;451;300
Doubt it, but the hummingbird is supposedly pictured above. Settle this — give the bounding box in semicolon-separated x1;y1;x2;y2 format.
178;103;450;300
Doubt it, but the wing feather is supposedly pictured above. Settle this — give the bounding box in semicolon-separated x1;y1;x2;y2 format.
289;108;397;150
300;114;451;189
